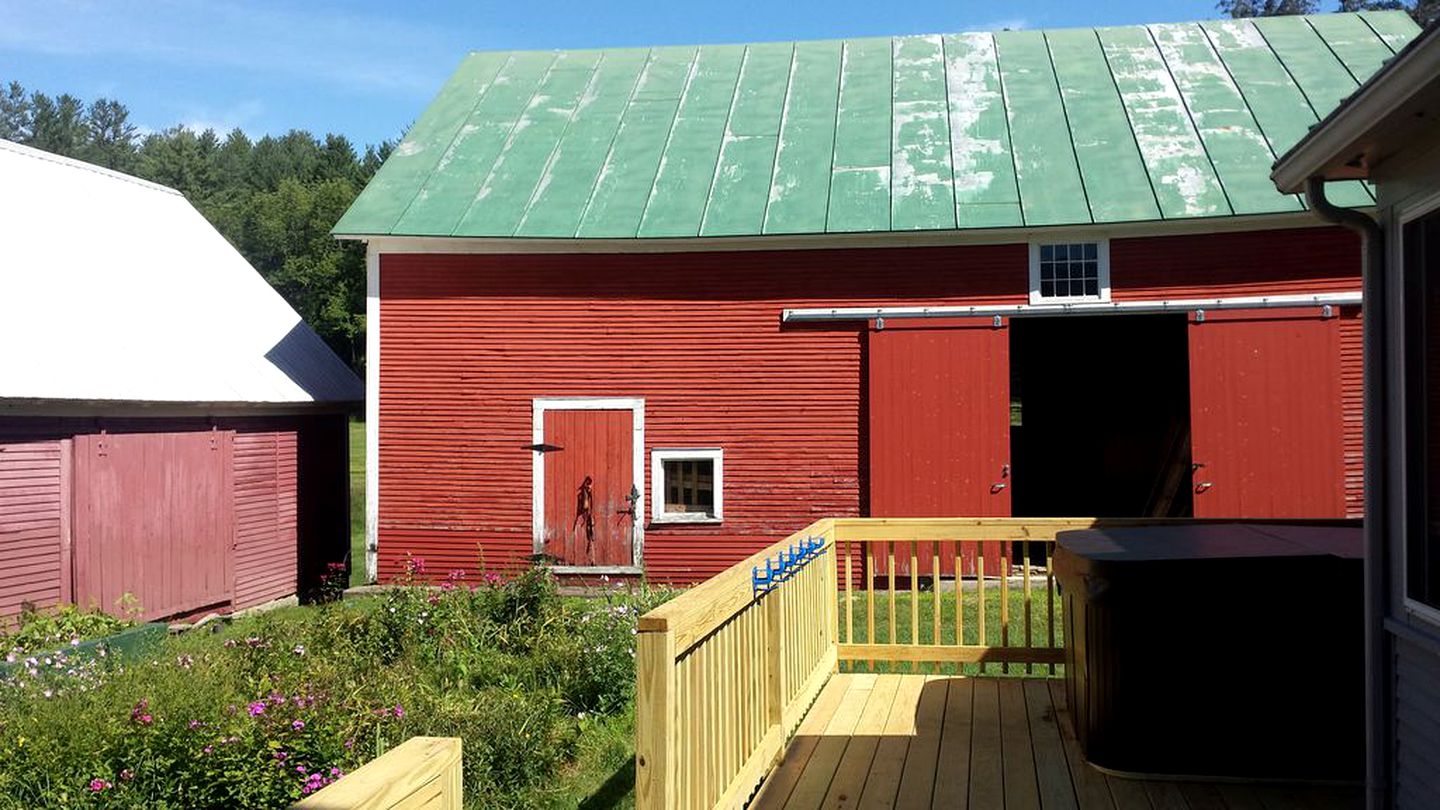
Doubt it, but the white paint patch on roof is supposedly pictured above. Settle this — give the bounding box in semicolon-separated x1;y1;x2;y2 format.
0;139;362;405
945;33;1006;198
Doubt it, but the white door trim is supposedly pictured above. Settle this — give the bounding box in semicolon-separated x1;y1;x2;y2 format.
532;397;645;573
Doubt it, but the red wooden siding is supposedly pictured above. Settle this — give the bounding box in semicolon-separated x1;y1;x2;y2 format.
1340;309;1364;518
72;431;236;620
233;430;299;609
378;227;1364;584
0;439;68;621
1187;310;1346;518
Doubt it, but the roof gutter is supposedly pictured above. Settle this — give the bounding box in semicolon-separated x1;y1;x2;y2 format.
1303;176;1388;810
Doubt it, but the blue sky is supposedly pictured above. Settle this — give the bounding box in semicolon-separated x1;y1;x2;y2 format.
3;0;1265;147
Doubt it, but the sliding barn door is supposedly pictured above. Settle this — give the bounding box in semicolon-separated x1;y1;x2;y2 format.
868;319;1011;575
72;430;235;619
1188;310;1345;518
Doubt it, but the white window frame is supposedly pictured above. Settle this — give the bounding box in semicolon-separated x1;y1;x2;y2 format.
1397;192;1440;630
531;397;645;574
1028;240;1111;305
650;448;724;525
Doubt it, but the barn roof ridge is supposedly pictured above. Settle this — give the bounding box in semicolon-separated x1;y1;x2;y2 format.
336;10;1422;241
0;138;183;198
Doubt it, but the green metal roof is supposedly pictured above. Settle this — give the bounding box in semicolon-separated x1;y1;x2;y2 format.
335;11;1420;240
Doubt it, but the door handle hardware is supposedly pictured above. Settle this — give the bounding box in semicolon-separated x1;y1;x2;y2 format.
1195;481;1214;492
991;482;1007;493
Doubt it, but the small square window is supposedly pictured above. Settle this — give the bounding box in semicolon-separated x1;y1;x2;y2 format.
1030;240;1110;304
651;449;723;524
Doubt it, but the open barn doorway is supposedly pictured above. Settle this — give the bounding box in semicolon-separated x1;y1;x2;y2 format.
1009;314;1194;518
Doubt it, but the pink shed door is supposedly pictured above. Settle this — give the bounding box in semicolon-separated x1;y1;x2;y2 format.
868;319;1012;577
1188;310;1346;518
72;431;235;619
541;410;636;568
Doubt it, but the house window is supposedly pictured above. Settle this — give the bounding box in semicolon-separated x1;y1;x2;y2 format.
1407;209;1440;617
1029;241;1110;304
651;448;723;523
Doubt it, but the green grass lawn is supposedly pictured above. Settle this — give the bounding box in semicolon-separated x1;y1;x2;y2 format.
349;419;366;587
838;585;1064;676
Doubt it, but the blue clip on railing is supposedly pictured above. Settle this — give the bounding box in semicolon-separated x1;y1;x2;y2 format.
752;535;828;596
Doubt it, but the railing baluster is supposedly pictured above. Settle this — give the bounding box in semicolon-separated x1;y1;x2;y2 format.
910;540;920;674
1001;539;1011;676
1047;543;1057;677
866;544;875;673
932;540;941;675
888;541;897;665
954;540;963;674
845;539;854;649
977;544;986;678
1024;541;1033;676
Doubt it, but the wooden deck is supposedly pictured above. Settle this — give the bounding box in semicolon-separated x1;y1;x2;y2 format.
750;674;1362;810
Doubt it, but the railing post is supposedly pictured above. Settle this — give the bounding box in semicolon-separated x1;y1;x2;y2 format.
636;628;676;810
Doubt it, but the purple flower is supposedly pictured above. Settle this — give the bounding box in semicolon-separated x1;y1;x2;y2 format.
202;745;214;755
247;701;266;717
119;768;134;781
188;719;203;730
88;778;112;792
274;751;289;762
292;644;306;657
291;720;305;731
393;704;405;719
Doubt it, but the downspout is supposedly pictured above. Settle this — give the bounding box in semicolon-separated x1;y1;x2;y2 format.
1304;177;1388;810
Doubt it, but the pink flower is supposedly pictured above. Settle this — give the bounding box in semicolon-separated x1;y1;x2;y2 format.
188;719;203;730
119;768;134;781
291;720;305;731
202;745;213;755
88;778;111;792
130;699;153;726
247;701;266;717
393;704;405;719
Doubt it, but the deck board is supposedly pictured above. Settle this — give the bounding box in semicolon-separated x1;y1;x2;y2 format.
752;674;1362;810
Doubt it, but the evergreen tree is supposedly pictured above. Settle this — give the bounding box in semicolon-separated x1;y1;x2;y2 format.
83;98;138;171
29;92;88;155
0;82;31;141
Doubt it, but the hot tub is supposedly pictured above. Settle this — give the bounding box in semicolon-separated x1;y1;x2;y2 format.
1052;523;1363;781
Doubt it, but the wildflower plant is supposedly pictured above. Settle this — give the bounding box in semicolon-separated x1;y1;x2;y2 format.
0;560;676;808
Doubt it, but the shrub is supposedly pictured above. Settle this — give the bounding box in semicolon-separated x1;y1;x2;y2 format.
0;567;675;809
3;603;135;658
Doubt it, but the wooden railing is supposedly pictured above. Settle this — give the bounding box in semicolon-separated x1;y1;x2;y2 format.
292;736;462;809
636;516;1363;809
635;519;838;810
831;517;1107;675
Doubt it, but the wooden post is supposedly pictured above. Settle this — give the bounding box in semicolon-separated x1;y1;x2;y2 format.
636;628;676;810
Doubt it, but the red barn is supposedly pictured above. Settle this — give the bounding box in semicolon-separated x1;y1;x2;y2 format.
335;12;1419;585
0;140;363;622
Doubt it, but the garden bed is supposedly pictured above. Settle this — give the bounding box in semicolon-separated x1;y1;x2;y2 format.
0;564;669;808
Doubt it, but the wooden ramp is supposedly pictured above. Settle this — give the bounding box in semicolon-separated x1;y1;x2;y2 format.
750;674;1361;810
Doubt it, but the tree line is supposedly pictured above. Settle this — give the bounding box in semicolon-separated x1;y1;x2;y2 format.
0;81;390;372
1218;0;1436;23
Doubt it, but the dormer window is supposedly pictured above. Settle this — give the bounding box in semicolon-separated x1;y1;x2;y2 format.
1030;241;1110;304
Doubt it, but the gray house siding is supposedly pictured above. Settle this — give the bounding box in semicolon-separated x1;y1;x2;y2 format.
1378;135;1440;809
